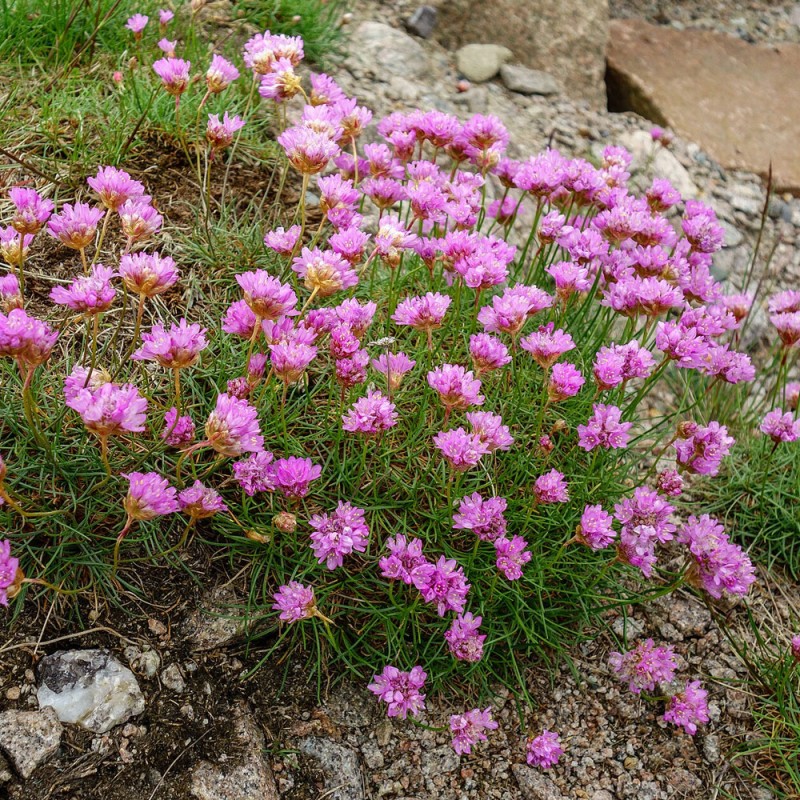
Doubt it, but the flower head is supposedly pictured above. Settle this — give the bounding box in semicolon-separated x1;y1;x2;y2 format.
342;389;397;434
133;319;207;369
162;407;195;447
153;57;191;98
8;186;53;235
204;394;263;457
232;451;275;496
520;323;575;369
125;13;148;36
0;539;21;607
206;112;245;151
577;403;632;451
674;421;734;476
433;428;490;472
0;274;22;312
445;612;485;662
0;308;59;368
272;581;317;623
413;555;470;616
123;471;179;521
278;126;340;175
760;408;800;443
494;535;531;580
368;665;427;719
292;247;357;297
609;639;677;694
206;54;239;93
534;469;569;503
428;364;484;412
663;681;709;735
371;352;415;390
88;166;146;211
577;504;616;550
50;264;116;314
47;202;105;249
179;480;227;519
119;252;179;297
264;225;301;256
548;362;585;401
469;333;511;374
526;730;563;769
309;502;369;569
272;456;321;500
66;382;147;438
393;292;452;335
449;708;498;755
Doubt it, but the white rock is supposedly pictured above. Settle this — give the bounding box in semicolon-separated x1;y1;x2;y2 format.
456;44;513;83
37;649;145;734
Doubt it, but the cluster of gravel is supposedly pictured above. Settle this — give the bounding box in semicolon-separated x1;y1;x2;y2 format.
610;0;800;43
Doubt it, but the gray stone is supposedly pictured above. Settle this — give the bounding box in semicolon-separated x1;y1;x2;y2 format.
512;764;567;799
298;736;364;800
611;615;644;640
361;739;384;770
500;64;559;96
620;130;699;200
190;713;278;800
455;43;513;83
345;22;428;81
406;6;437;39
667;597;712;637
323;684;374;729
433;0;608;106
185;586;250;651
0;707;62;779
0;752;12;783
721;221;744;248
421;743;460;774
791;4;800;27
161;664;186;694
37;649;145;734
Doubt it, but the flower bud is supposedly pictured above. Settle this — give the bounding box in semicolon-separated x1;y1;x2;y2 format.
274;511;297;534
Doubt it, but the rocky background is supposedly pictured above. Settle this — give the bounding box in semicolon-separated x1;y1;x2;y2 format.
2;2;799;799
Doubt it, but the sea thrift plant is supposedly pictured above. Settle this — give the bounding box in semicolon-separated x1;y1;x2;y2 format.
3;24;793;770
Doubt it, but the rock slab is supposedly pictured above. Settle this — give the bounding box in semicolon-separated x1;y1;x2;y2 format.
500;64;559;96
406;6;438;39
433;0;608;106
298;736;364;800
0;708;62;779
190;713;278;800
37;649;145;733
344;22;428;82
607;19;800;194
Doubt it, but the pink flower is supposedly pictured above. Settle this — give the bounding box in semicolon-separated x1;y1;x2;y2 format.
614;486;675;543
179;480;227;519
125;13;148;36
158;9;174;26
0;539;20;607
787;382;800;411
222;300;259;339
50;264;116;314
47;202;105;249
609;639;677;694
593;341;655;389
0;309;59;369
433;428;489;471
368;665;427;719
453;493;507;541
119;252;179;297
88;166;146;211
577;403;633;451
122;471;179;521
63;364;110;402
204;394;263;457
272;456;321;500
272;581;317;623
603;276;683;318
663;681;710;735
206;112;245;151
656;469;683;497
258;58;303;102
371;352;415;390
547;362;584;401
678;514;756;599
270;341;317;385
264;225;301;256
66;382;148;438
445;612;486;662
477;285;552;337
760;408;800;443
278;126;340;175
469;333;511;374
413;556;470;616
153;57;191;99
342;389;397;434
449;708;498;755
379;534;429;584
520;323;575;369
158;38;176;56
682;200;724;253
494;535;531;580
329;227;370;264
162;408;195;447
232;451;275;496
118;200;161;246
8;186;54;235
466;411;513;451
309;502;369;569
674;421;734;476
236;270;297;320
335;350;369;389
577;504;616;550
206;54;239;93
0;226;32;267
546;260;591;300
132;319;208;369
534;469;569;503
791;636;800;662
526;730;563;769
0;274;22;312
291;247;357;297
392;292;452;341
428;364;484;412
